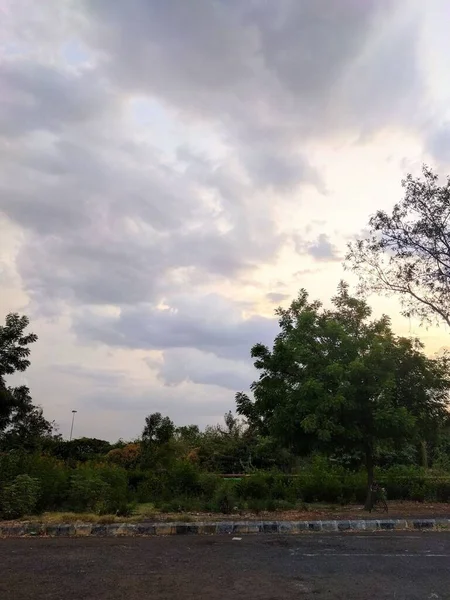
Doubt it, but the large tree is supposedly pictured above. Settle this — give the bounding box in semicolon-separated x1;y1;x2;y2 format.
0;313;53;450
236;283;450;509
346;165;450;327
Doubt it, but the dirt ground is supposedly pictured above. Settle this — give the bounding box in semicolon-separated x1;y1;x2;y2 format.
150;501;450;522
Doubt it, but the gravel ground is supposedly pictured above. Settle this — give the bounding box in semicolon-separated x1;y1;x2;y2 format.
1;532;450;599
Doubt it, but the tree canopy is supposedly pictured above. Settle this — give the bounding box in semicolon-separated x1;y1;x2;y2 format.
236;283;450;507
346;165;450;327
0;313;53;450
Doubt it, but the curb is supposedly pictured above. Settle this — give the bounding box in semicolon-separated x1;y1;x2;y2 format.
1;518;449;537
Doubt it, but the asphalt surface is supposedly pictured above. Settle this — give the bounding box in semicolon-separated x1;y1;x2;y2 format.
1;533;450;599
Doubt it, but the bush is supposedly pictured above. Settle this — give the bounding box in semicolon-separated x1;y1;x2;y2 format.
167;462;201;497
213;483;236;514
65;465;128;514
136;472;168;503
236;474;269;500
66;471;110;513
0;474;41;519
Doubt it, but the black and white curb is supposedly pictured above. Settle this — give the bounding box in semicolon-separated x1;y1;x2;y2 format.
0;519;449;537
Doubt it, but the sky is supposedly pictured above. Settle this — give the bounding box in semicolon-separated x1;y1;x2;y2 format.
1;0;450;442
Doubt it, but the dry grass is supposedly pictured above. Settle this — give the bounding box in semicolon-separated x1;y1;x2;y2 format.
4;501;449;526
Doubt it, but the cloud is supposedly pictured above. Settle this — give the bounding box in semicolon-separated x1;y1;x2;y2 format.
426;123;450;165
294;233;341;262
149;348;255;391
0;0;444;440
0;61;113;137
306;234;342;262
73;293;279;361
266;292;290;304
84;0;423;145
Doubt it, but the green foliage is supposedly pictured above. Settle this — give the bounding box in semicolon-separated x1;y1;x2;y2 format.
0;474;41;519
142;413;175;445
213;482;236;514
0;313;53;451
65;464;128;514
0;451;68;510
236;474;269;500
236;282;450;509
66;470;110;513
43;438;113;462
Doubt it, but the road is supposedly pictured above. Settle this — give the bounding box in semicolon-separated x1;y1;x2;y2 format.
1;532;450;599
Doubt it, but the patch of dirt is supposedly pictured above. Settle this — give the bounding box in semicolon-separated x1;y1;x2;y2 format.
148;502;450;522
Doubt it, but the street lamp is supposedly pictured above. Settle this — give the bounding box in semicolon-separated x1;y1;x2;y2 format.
69;410;77;441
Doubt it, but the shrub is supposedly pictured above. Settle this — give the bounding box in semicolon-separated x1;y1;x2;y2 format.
0;474;41;519
26;455;69;510
236;474;269;500
167;461;201;497
198;473;220;498
136;472;168;503
66;471;110;513
213;483;236;514
65;464;129;514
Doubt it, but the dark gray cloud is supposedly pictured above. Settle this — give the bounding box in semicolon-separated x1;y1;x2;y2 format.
0;61;113;136
151;348;255;391
84;0;423;161
73;293;278;361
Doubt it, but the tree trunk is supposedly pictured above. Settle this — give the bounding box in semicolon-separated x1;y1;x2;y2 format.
364;449;374;511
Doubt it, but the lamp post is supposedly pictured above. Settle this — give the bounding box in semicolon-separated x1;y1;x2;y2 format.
69;410;77;441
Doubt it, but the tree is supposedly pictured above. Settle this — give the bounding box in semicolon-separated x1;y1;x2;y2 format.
236;283;450;509
141;412;176;470
346;165;450;327
142;412;175;445
0;313;53;450
43;437;113;462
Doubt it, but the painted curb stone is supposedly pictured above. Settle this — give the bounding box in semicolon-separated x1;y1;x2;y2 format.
321;520;338;532
155;524;174;535
1;517;448;537
435;519;450;529
198;524;217;535
263;522;278;533
75;524;93;536
349;520;366;531
232;522;249;534
0;525;26;536
114;524;137;536
217;523;234;534
413;520;436;529
175;524;199;535
278;522;295;534
378;520;396;530
24;523;44;536
45;524;75;536
247;522;263;533
135;524;156;535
